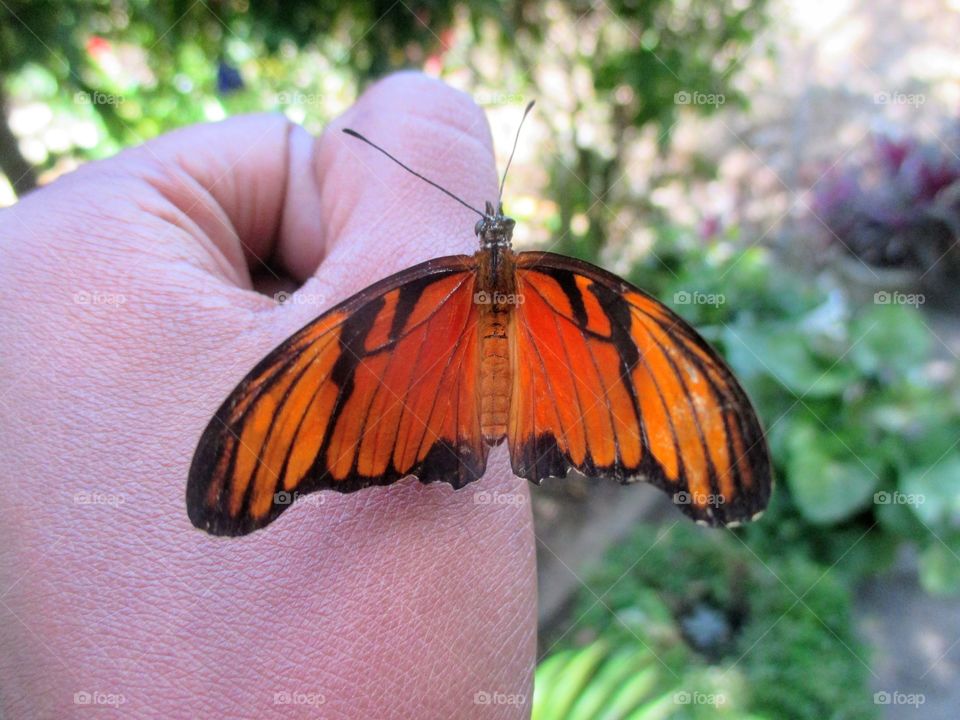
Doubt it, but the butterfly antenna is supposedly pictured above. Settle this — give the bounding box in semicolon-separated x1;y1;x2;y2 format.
498;100;535;205
341;128;486;218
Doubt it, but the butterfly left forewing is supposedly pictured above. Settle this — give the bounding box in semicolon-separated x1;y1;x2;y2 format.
509;251;771;526
187;256;487;536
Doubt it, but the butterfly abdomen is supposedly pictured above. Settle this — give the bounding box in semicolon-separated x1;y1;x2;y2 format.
475;247;518;445
479;307;511;444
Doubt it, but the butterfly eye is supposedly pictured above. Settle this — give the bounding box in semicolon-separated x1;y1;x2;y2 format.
475;218;486;235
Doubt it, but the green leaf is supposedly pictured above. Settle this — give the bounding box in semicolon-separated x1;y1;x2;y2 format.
622;691;680;720
566;646;656;720
918;541;960;596
875;496;928;541
848;304;931;377
532;649;578;719
722;322;853;397
596;664;664;720
785;422;879;523
536;640;612;720
901;453;960;528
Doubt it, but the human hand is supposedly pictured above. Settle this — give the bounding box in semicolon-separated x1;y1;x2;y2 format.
0;72;536;718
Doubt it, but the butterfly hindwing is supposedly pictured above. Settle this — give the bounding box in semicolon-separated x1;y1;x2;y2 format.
509;252;771;526
187;256;487;536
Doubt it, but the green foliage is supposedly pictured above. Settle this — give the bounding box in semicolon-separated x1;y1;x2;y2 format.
0;0;770;237
918;537;960;596
2;0;384;171
544;0;769;260
532;636;688;720
536;523;875;720
627;229;960;592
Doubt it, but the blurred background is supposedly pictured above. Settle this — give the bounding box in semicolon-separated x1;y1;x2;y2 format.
2;0;959;717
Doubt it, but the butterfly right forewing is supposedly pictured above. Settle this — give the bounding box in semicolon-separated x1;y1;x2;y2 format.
508;251;771;526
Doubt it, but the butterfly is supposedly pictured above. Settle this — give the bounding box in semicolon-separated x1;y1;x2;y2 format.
187;103;772;536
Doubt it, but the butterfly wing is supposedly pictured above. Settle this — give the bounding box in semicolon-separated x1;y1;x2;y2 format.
187;256;487;536
509;252;771;526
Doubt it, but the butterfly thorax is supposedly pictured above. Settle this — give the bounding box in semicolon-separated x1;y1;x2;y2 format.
474;202;518;445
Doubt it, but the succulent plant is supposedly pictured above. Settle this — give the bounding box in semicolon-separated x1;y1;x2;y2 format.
814;126;960;274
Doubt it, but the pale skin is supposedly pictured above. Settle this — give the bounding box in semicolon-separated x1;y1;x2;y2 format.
0;72;537;718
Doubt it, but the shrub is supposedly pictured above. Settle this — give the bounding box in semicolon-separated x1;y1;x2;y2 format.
813;129;960;281
628;230;960;594
535;523;875;720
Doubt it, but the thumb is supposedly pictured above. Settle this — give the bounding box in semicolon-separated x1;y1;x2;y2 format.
299;71;498;305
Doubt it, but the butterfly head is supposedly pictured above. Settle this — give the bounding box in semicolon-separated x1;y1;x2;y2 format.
475;201;516;249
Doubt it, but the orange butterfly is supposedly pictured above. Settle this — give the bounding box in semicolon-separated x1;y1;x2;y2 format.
187;106;771;536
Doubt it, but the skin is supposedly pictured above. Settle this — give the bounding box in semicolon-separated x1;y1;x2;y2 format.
0;72;537;718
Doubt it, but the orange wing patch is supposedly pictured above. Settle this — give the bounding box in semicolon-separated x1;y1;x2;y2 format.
510;252;770;526
187;256;486;536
